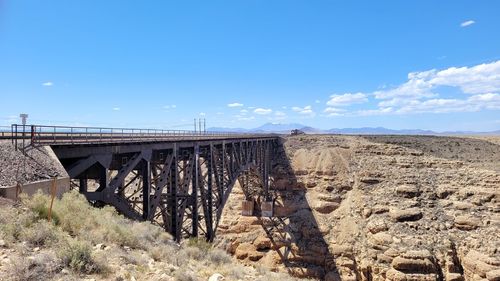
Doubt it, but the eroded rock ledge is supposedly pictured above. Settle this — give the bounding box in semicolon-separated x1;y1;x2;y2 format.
215;135;500;281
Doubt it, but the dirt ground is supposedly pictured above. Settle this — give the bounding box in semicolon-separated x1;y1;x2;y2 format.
0;140;67;187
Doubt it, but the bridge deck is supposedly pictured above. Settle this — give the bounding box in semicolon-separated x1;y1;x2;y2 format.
9;124;277;147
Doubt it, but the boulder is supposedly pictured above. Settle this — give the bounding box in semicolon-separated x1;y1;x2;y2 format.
235;243;254;260
366;218;388;234
314;202;340;214
391;256;435;273
396;185;420;198
253;236;272;251
371;232;393;246
208;273;224;281
462;250;498;278
486;269;500;281
454;215;481;230
390;208;423;222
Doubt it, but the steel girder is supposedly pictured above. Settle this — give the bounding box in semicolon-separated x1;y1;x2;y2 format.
60;138;278;241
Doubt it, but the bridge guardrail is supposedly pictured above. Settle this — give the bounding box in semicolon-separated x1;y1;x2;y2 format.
0;126;11;138
10;124;276;147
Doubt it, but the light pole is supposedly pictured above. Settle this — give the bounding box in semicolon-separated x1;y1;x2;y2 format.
19;113;28;149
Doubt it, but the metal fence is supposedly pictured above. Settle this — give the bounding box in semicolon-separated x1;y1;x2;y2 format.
10;124;274;146
0;126;11;137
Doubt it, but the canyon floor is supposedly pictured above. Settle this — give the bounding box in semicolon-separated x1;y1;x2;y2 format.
216;134;500;281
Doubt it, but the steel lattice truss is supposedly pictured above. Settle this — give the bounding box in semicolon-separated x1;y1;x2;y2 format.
54;138;279;241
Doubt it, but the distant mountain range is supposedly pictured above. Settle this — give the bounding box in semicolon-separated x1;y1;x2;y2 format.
208;123;500;135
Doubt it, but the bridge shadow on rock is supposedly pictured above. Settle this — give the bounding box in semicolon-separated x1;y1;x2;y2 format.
263;141;337;280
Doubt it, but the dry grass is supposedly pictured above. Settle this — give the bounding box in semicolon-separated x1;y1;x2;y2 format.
0;190;303;280
6;251;62;281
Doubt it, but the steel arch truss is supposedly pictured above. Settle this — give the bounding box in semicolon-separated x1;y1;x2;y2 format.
64;138;278;241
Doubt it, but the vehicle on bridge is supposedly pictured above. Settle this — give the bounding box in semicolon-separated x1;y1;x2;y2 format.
290;129;305;136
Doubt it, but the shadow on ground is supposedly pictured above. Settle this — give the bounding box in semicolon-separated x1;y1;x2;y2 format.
254;140;337;280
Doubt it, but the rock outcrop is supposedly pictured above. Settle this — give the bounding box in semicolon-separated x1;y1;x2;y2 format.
216;135;500;280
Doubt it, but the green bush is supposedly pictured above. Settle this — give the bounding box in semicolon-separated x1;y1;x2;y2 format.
24;191;60;225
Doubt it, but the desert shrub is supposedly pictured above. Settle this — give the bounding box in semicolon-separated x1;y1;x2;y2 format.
52;190;93;235
19;221;57;246
0;210;37;243
24;191;60;225
224;263;247;279
6;251;61;281
186;237;211;252
58;239;104;274
22;190;176;250
129;221;174;249
207;248;232;266
97;215;139;248
174;269;198;281
0;205;15;224
121;250;149;266
149;243;178;262
181;246;204;261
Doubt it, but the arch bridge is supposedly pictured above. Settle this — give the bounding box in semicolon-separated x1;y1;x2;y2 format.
16;125;281;242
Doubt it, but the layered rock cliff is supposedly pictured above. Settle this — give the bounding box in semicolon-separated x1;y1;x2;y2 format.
215;135;500;281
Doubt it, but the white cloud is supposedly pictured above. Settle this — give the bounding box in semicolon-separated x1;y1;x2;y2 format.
357;107;394;116
367;60;500;115
461;20;475;27
113;107;120;111
373;71;436;99
42;81;53;87
315;100;321;104
327;93;368;106
199;112;206;116
240;109;248;114
235;115;255;121
274;111;287;120
377;94;500;115
428;61;500;94
163;104;177;110
323;107;346;116
254;108;272;115
292;105;315;116
228;102;244;107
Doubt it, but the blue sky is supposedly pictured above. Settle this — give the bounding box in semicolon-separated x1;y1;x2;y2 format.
1;0;499;131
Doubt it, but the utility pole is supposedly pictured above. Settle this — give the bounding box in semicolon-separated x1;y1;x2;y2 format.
203;118;206;133
199;119;202;135
194;118;197;133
